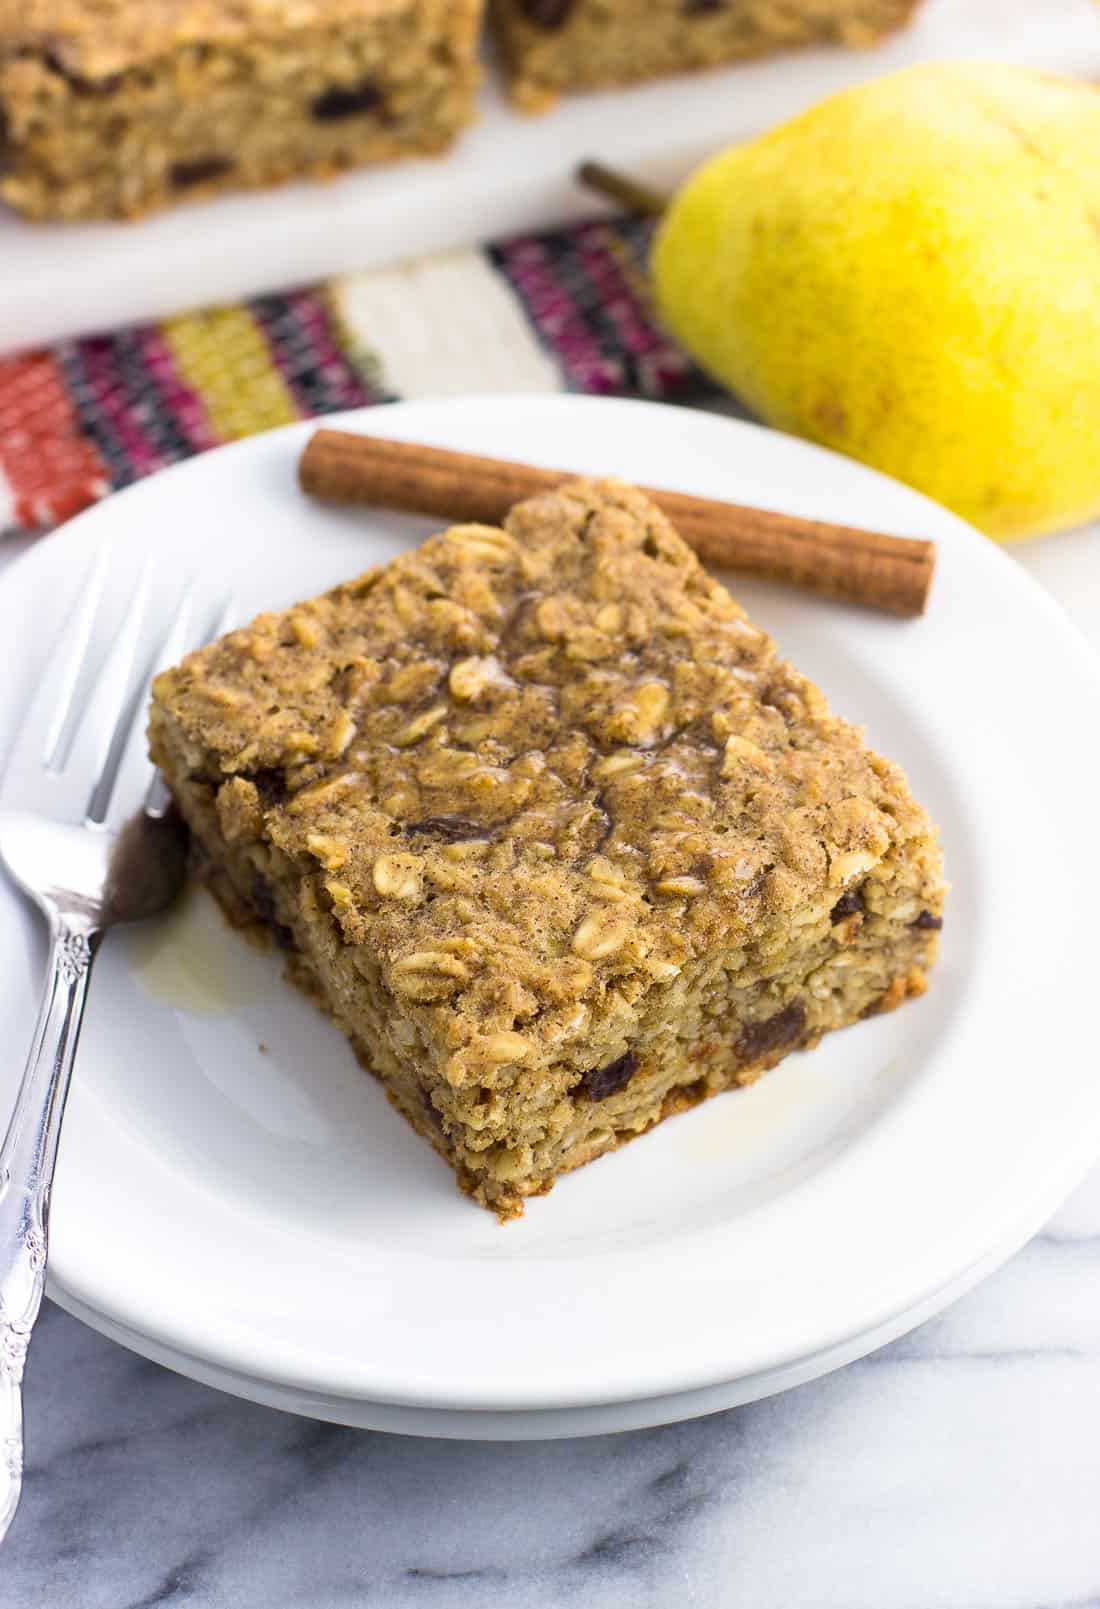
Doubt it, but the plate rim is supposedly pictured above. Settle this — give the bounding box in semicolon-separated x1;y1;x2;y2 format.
44;1166;1074;1437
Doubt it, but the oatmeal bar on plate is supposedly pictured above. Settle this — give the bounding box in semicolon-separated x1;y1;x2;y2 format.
149;478;944;1219
0;0;484;219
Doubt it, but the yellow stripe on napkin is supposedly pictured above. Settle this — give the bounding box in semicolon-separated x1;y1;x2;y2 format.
161;307;299;440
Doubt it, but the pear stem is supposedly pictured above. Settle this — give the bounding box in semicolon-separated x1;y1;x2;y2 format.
576;161;668;217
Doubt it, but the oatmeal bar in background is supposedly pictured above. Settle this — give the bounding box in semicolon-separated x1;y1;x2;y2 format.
0;0;484;220
495;0;923;111
149;479;944;1220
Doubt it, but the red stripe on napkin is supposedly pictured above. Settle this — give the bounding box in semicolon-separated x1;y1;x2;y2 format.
0;353;111;528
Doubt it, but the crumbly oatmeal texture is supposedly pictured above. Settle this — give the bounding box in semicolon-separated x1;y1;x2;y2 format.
149;479;944;1219
0;0;483;219
495;0;923;112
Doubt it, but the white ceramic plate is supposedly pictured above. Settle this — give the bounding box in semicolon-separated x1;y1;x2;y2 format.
3;395;1100;1439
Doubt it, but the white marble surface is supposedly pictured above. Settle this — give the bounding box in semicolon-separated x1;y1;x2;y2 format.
0;1160;1095;1608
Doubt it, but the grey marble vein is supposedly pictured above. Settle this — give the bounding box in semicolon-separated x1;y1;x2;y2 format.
0;1162;1096;1609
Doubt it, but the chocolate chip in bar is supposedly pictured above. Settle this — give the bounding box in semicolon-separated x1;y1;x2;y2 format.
311;80;383;121
404;816;488;842
581;1051;638;1102
830;886;864;924
170;157;233;189
912;909;943;930
518;0;575;29
244;768;290;808
735;1001;807;1063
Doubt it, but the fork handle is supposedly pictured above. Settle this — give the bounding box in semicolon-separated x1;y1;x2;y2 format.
0;912;100;1541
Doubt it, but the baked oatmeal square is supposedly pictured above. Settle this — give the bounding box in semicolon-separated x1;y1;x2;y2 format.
149;478;943;1218
0;0;483;220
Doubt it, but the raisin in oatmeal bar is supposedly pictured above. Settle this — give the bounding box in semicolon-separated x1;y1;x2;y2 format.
495;0;922;112
149;479;944;1220
0;0;483;220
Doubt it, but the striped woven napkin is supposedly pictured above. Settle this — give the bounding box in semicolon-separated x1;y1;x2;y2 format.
0;215;725;538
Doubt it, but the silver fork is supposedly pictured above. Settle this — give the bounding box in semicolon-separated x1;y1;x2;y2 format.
0;546;216;1543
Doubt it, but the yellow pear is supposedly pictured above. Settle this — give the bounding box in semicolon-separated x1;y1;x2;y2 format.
652;63;1100;541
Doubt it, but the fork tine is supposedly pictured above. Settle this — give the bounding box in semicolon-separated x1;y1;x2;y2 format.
0;542;112;809
44;539;114;769
76;559;154;824
145;592;238;818
104;581;198;827
206;594;239;644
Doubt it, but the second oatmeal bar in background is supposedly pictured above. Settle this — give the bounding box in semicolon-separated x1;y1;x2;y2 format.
494;0;923;111
0;0;484;220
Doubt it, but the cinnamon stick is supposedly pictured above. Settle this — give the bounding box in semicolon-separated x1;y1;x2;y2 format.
576;161;667;217
299;429;935;617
